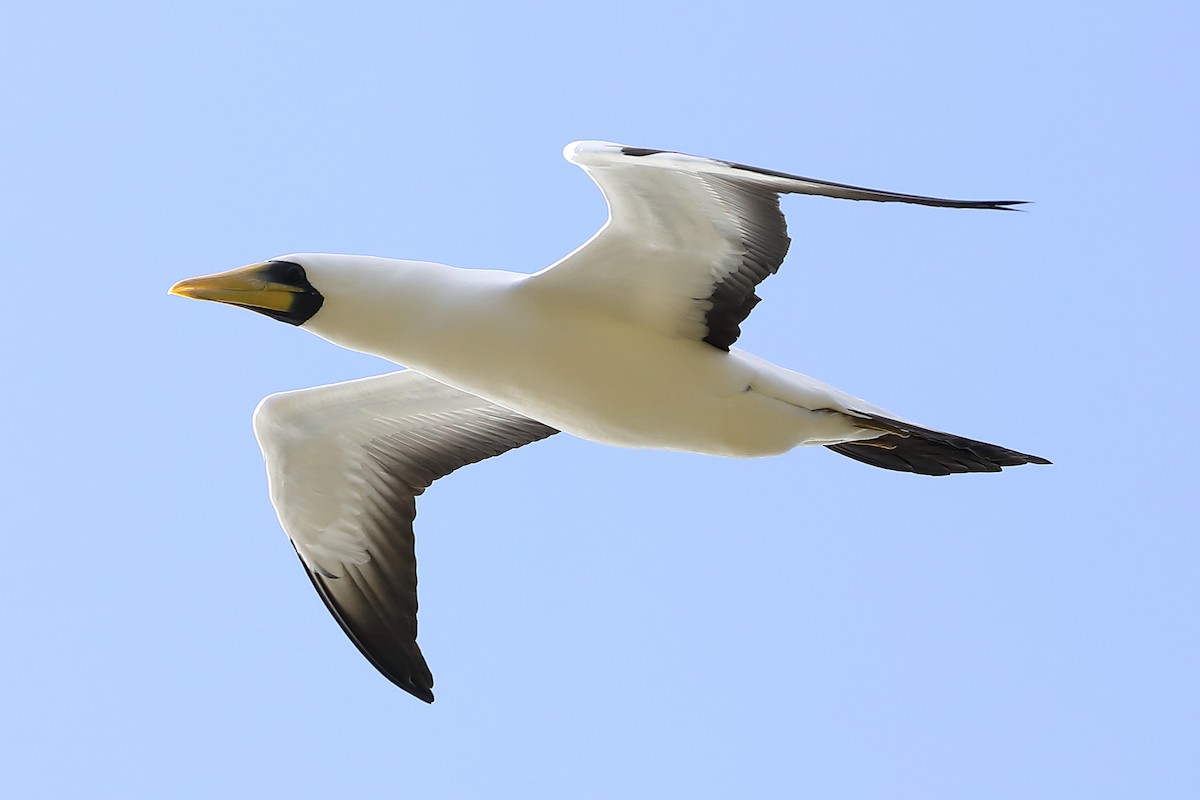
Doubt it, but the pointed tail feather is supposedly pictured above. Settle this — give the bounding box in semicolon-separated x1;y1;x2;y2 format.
827;412;1050;476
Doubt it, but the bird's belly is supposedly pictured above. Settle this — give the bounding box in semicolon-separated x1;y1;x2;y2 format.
407;313;813;458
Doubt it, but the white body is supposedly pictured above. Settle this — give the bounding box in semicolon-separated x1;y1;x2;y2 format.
171;141;1042;701
300;255;885;458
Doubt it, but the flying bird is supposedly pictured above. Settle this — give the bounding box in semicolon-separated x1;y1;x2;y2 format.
170;141;1049;703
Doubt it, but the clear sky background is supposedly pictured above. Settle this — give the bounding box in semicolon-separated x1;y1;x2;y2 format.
2;2;1196;798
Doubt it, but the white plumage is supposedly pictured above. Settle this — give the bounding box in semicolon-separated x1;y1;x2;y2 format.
170;141;1048;702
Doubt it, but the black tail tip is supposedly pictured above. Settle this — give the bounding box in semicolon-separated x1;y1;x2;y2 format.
827;413;1052;476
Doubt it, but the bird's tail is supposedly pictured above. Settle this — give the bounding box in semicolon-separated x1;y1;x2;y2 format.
826;412;1050;476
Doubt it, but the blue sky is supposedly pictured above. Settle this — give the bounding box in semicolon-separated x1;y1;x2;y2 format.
3;1;1197;797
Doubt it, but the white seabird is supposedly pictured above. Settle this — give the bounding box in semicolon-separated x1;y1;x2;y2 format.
169;141;1049;702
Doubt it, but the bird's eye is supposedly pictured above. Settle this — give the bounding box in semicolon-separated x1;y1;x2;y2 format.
270;261;306;284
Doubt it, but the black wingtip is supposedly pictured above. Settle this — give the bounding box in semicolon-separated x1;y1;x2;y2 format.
385;670;434;703
402;682;435;704
378;660;436;703
936;199;1030;211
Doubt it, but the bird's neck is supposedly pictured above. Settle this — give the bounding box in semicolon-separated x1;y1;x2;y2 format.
302;257;524;370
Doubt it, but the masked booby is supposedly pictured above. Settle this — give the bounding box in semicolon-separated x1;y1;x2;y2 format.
169;141;1049;703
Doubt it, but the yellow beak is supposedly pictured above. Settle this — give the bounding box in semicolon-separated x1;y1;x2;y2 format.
168;262;306;313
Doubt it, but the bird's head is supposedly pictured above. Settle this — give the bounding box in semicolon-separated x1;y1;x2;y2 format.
169;253;445;362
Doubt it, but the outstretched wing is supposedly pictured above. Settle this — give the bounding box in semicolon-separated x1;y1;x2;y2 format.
252;370;557;702
533;141;1024;350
